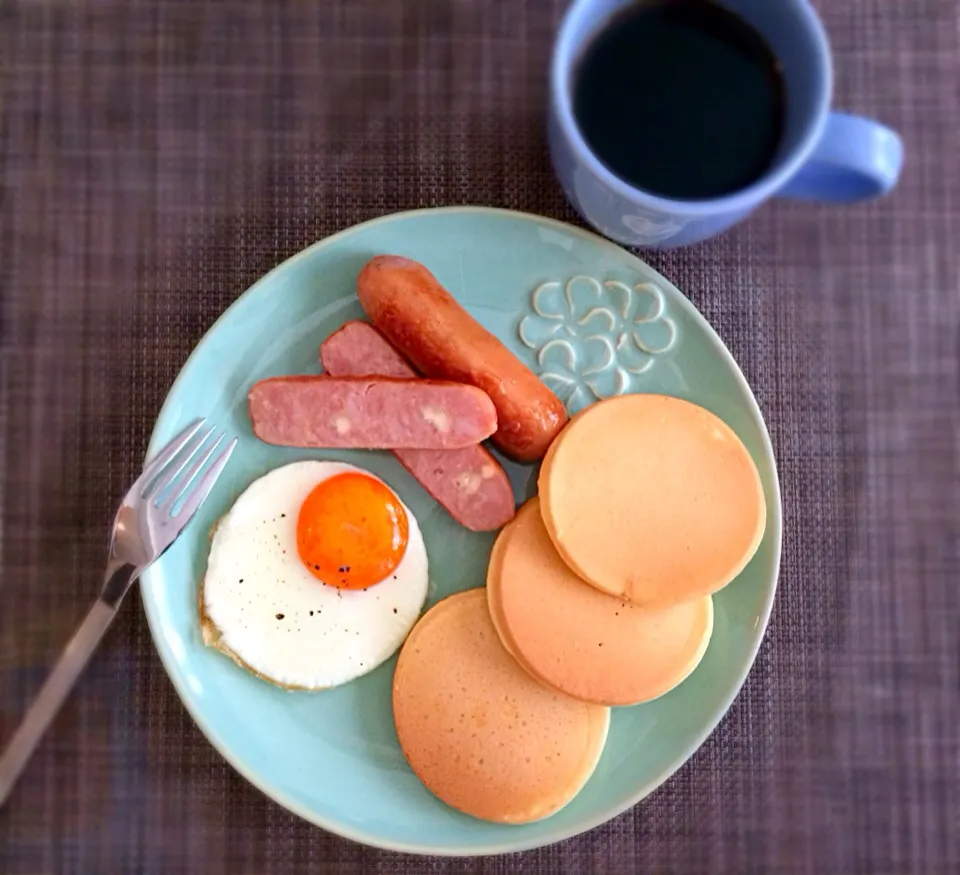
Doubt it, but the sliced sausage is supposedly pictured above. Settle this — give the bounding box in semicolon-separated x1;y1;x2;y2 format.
356;256;568;462
321;320;418;380
248;375;497;450
321;321;516;531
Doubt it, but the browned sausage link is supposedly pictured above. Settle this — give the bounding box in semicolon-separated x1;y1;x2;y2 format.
248;375;497;450
320;321;516;531
356;256;568;462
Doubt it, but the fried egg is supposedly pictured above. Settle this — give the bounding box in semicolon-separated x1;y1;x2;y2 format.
201;460;429;689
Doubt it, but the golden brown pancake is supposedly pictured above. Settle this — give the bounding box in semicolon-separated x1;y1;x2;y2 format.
539;394;765;606
484;514;531;664
488;499;714;705
392;589;609;823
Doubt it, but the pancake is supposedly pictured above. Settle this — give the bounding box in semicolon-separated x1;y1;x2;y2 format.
392;589;610;824
485;515;526;662
539;394;766;606
488;499;714;705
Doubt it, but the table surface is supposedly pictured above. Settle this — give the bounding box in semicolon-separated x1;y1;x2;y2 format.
1;1;958;873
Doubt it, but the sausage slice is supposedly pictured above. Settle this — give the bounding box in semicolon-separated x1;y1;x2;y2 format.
321;321;516;531
249;375;497;450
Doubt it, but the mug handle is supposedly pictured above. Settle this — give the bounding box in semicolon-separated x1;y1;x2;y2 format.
777;111;904;202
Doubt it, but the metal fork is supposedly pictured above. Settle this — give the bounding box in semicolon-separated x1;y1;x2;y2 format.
0;418;236;806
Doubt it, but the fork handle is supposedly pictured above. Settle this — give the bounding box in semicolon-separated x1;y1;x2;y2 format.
0;582;129;806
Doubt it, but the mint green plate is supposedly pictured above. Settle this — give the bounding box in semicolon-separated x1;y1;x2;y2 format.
141;207;781;855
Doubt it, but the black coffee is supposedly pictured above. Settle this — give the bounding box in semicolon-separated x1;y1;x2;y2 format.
573;0;786;200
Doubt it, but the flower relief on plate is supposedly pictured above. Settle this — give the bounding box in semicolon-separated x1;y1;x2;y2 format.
518;275;679;413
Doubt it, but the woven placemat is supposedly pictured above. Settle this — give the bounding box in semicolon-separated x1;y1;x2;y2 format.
1;1;957;872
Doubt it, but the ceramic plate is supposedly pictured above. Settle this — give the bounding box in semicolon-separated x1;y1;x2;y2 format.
141;207;781;855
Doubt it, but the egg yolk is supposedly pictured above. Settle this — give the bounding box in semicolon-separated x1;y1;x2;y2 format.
297;472;409;590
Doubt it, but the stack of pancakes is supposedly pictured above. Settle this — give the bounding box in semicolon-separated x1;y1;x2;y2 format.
393;395;766;824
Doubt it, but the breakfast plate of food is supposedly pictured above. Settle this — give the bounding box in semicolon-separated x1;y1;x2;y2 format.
140;206;781;854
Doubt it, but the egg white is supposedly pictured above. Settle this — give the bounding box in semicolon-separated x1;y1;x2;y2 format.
201;460;429;689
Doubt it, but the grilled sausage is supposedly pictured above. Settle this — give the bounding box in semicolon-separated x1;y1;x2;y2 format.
356;256;567;462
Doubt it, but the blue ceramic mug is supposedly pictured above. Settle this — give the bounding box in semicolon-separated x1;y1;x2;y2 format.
549;0;904;248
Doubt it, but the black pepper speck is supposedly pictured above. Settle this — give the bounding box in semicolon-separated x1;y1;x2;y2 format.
276;613;285;620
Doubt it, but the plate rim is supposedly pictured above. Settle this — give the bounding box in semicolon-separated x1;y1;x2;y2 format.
140;205;783;856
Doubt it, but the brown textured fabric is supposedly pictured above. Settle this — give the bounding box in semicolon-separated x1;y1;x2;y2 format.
1;1;958;873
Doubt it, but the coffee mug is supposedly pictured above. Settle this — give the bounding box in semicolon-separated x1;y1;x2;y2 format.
549;0;904;248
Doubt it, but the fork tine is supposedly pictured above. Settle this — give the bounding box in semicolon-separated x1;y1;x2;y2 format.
173;437;237;524
159;431;225;514
137;419;206;499
146;423;218;503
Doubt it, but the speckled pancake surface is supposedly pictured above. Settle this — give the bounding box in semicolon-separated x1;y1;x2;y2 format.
539;394;766;606
392;589;610;824
488;499;714;705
